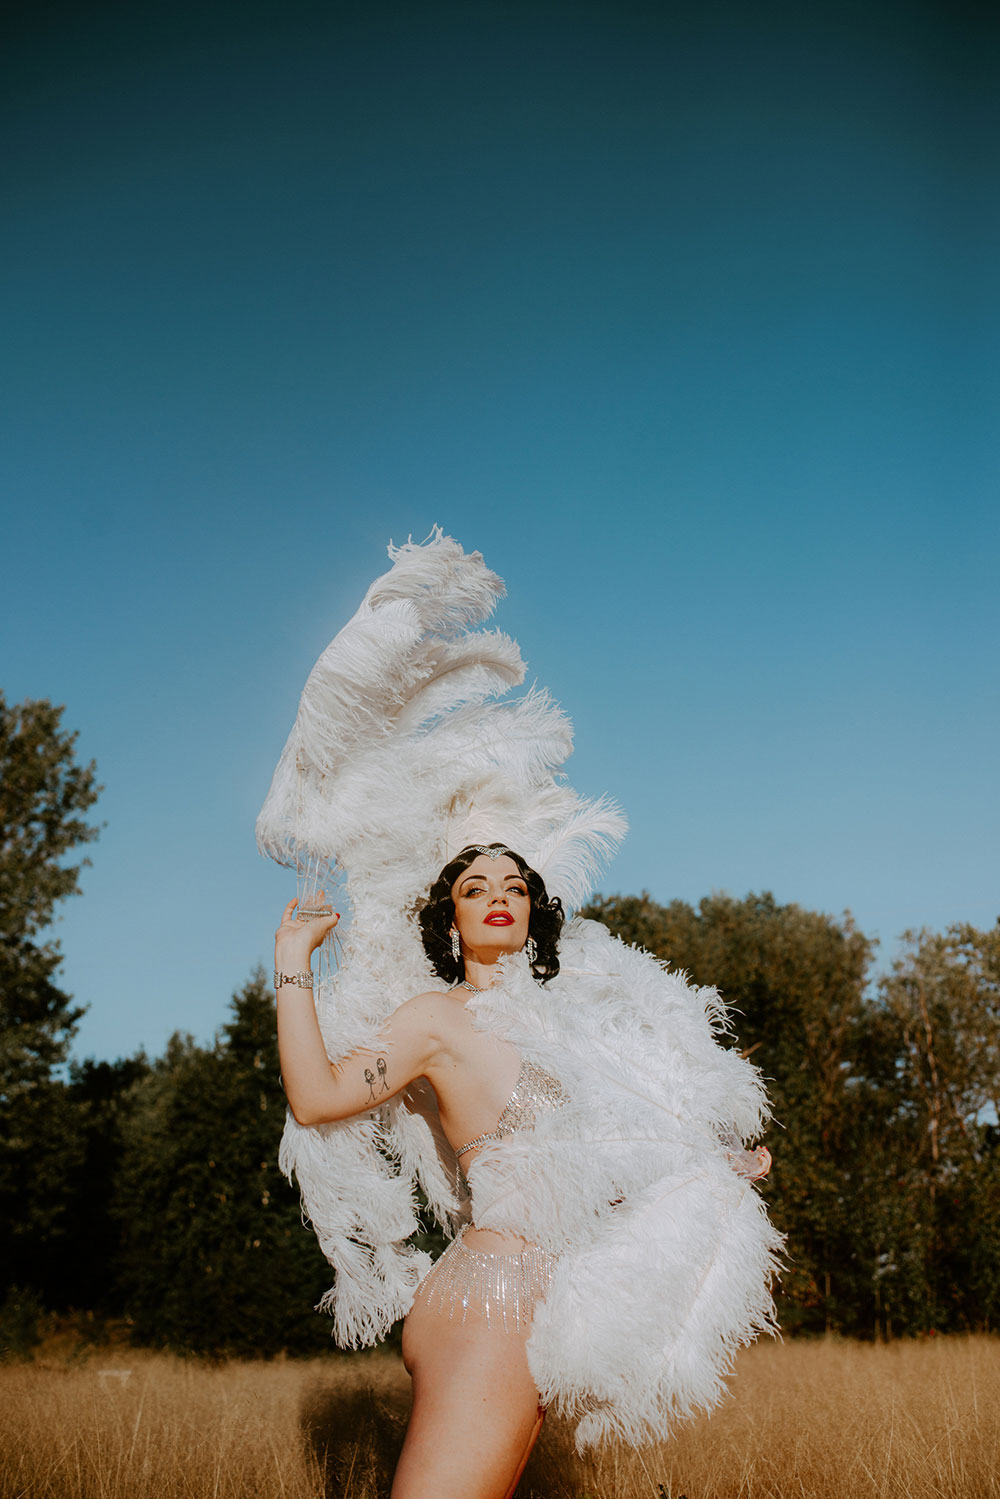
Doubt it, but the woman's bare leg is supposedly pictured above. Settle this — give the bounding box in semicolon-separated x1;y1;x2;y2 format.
502;1407;546;1499
392;1291;544;1499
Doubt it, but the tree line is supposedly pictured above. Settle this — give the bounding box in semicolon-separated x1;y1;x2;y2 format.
2;693;998;1356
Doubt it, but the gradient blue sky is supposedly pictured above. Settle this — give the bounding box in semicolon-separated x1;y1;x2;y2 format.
3;0;997;1065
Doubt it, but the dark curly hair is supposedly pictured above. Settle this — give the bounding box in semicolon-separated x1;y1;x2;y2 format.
417;844;564;986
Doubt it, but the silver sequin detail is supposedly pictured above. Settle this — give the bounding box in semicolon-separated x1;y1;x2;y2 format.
455;1059;568;1159
419;1225;557;1332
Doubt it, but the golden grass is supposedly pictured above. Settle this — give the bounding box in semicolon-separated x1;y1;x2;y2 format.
0;1348;407;1499
528;1336;1000;1499
1;1336;998;1499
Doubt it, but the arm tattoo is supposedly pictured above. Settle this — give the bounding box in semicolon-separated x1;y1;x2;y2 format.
366;1056;390;1103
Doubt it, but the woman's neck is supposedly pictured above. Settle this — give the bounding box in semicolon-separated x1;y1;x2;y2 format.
461;956;504;991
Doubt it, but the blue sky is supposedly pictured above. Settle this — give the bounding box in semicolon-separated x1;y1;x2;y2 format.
2;0;997;1065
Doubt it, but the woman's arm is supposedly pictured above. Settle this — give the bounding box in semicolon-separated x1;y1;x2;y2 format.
274;898;445;1126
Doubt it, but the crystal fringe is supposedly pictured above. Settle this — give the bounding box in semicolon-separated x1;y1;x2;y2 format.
419;1226;558;1333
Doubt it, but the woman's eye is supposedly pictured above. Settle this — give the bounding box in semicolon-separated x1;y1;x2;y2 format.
509;885;528;897
462;885;486;897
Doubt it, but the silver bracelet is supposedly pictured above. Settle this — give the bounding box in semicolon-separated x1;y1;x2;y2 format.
274;969;314;991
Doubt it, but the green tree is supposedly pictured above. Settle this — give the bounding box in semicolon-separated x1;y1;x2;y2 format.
0;695;101;1294
874;921;1000;1331
115;970;333;1355
0;695;101;1086
53;1055;151;1313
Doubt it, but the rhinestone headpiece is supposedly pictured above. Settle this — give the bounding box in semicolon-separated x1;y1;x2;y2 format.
466;844;516;859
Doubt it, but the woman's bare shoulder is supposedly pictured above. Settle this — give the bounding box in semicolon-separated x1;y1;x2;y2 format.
400;986;457;1009
388;987;465;1033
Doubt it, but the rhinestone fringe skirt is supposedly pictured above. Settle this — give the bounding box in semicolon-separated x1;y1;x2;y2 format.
419;1225;557;1333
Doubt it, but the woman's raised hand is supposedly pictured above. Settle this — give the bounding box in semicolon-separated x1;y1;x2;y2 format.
275;894;340;963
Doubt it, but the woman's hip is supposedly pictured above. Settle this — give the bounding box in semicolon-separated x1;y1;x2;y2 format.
409;1224;558;1338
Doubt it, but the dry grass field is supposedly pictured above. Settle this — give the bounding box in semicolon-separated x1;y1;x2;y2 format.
1;1335;998;1499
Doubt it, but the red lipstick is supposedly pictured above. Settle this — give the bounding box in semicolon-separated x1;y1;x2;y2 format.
484;912;514;925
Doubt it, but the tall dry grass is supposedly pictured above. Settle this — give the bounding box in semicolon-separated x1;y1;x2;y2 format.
0;1347;410;1499
1;1336;998;1499
528;1336;1000;1499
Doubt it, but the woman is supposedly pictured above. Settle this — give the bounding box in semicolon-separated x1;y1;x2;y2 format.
275;843;574;1499
275;839;772;1498
261;530;780;1490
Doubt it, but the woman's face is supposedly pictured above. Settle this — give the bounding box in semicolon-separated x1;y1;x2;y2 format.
450;853;531;960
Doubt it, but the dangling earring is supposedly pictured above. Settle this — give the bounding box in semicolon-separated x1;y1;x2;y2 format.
451;927;461;962
526;935;537;965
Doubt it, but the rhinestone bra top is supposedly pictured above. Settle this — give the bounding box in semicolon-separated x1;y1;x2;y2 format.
454;1058;568;1159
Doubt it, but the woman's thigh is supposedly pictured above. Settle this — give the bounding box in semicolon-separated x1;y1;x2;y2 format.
392;1292;542;1499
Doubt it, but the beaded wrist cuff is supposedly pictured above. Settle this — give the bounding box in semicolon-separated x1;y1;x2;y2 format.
274;970;314;990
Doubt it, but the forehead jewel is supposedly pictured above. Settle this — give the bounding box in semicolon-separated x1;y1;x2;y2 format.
469;844;515;860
